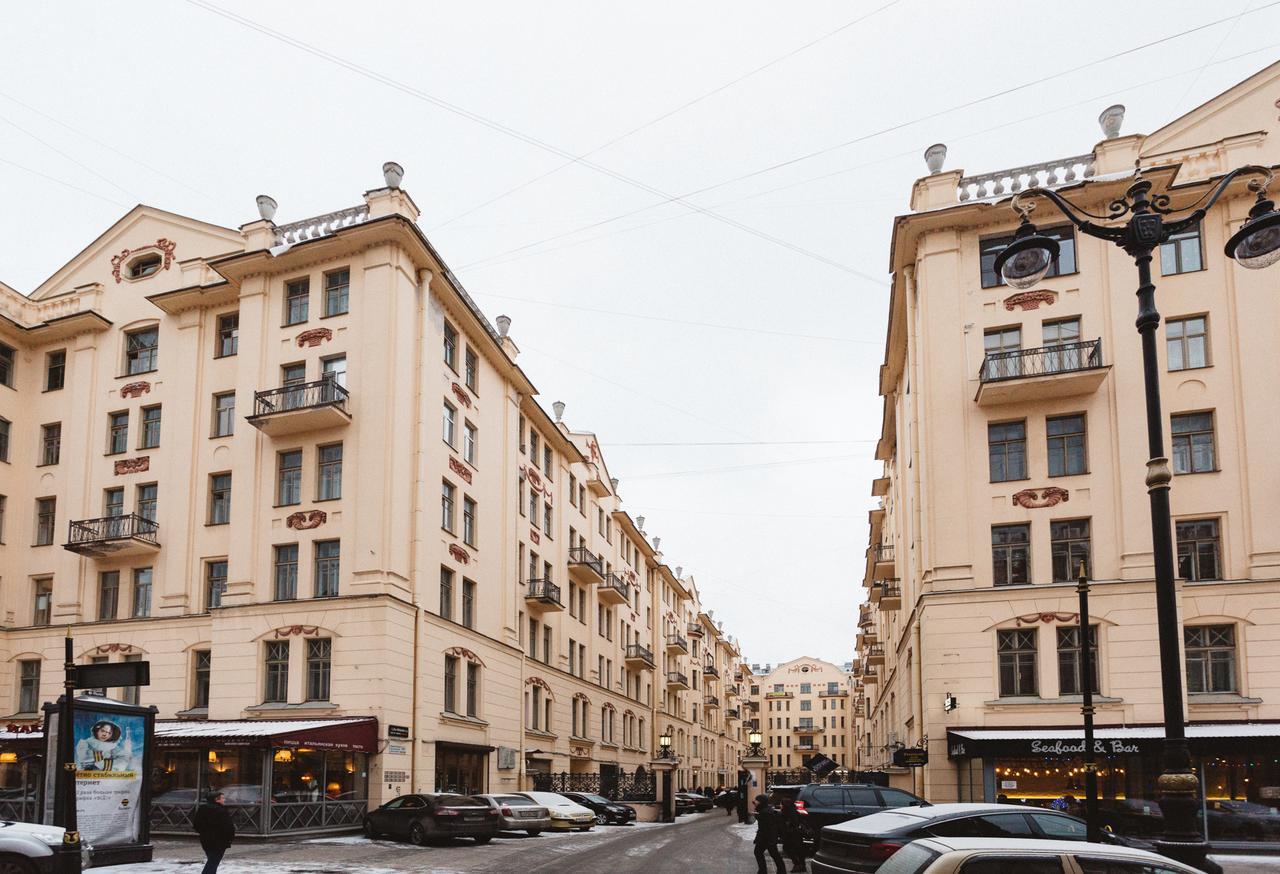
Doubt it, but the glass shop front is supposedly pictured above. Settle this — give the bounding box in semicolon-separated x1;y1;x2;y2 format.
948;726;1280;845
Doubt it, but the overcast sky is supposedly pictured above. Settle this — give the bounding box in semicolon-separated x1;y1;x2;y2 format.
3;2;1277;665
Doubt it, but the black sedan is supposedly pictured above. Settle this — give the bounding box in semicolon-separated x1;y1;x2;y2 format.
560;792;637;825
810;802;1125;873
363;793;500;845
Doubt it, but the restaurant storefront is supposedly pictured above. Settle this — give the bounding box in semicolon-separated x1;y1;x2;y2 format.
947;723;1280;845
0;724;44;823
433;741;490;795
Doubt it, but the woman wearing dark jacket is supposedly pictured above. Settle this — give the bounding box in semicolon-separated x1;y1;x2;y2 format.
779;797;807;872
753;795;786;874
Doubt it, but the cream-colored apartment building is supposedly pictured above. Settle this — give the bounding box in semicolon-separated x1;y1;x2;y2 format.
748;658;857;773
855;62;1280;845
0;167;748;834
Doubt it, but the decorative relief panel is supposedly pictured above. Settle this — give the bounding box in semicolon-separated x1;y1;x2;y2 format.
449;457;473;484
286;510;327;530
114;457;151;475
111;239;176;283
296;327;333;348
1011;486;1070;509
1002;290;1057;311
120;381;152;399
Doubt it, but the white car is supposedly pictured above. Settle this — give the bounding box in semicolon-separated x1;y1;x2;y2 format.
516;792;595;831
871;837;1204;874
0;820;94;873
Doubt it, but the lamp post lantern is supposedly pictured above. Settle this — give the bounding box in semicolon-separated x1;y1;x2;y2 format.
995;164;1279;872
747;729;764;758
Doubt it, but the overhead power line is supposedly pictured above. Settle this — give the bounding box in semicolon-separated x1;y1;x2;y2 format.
428;0;902;231
184;0;879;282
625;453;862;481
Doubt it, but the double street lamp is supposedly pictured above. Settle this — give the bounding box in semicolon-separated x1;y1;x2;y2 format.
995;164;1280;871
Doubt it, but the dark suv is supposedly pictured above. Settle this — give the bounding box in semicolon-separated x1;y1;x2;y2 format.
769;783;928;848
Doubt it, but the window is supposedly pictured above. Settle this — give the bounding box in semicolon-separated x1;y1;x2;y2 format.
981;224;1076;288
125;327;159;374
137;483;157;522
1051;519;1091;582
33;578;52;626
1185;624;1236;694
983;327;1022;380
307;638;332;701
322;355;347;389
18;660;40;713
464;347;478;393
442;402;456;446
466;663;479;717
277;450;302;506
462;579;476;629
98;571;120;620
443;320;458;371
1161;227;1203;276
285;278;310;325
992;524;1030;587
314;540;340;597
987;421;1027;482
0;343;14;387
131;567;152;618
108;412;129;455
0;418;8;461
216;312;239;357
45;350;66;391
444;654;459;713
206;560;227;610
209;473;232;525
212;392;235;437
193;650;212;708
1176;519;1221;581
0;494;5;542
106;488;127;519
441;481;456;532
997;628;1038;697
543;503;552;535
462;496;477;546
274;544;299;600
1171;413;1215;474
317;444;342;500
41;423;61;466
264;641;289;703
1057;625;1099;696
140;405;161;449
35;498;56;546
463;422;478;465
127;253;162;278
543;446;552;478
1167;316;1208;370
323;269;349;317
440;567;455;620
1046;414;1087;477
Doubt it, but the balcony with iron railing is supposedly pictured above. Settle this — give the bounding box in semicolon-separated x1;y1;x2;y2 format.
863;665;879;685
702;662;720;679
818;687;849;698
858;607;873;629
866;644;886;666
624;643;655;670
724;683;741;699
873;542;896;580
704;695;720;710
65;514;159;558
764;690;793;700
567;546;605;585
666;671;689;691
524;579;564;612
794;722;820;735
686;621;704;637
665;633;688;655
597;572;630;605
877;581;902;611
725;707;740;721
248;378;351;437
976;339;1108;407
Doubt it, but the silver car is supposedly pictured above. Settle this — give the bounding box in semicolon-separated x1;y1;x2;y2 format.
475;793;552;836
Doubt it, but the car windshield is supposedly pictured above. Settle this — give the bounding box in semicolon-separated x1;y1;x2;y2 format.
437;794;478;807
876;843;942;874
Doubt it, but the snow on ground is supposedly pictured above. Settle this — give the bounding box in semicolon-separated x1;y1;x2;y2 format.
1211;857;1280;872
728;822;757;843
98;864;407;874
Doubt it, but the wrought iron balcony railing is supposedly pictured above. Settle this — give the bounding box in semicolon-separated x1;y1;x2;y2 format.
665;634;688;653
979;339;1103;383
65;514;159;557
252;378;349;418
625;644;655;667
525;578;562;608
874;543;895;563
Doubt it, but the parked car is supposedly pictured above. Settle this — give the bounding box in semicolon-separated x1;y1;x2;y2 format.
516;791;595;831
475;793;552;836
560;792;637;825
768;783;929;848
1205;798;1280;841
0;821;93;873
674;793;696;816
363;793;500;845
810;803;1124;873
676;792;714;813
864;837;1204;874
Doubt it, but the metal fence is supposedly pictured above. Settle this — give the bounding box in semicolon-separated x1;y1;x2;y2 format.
532;769;655;801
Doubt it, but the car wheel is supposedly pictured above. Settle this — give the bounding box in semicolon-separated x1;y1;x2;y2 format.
410;821;428;846
525;829;542;837
363;818;380;839
0;856;35;874
474;836;492;845
596;813;609;825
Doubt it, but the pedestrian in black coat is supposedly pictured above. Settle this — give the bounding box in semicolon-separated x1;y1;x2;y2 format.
779;797;807;872
192;790;236;874
753;794;786;874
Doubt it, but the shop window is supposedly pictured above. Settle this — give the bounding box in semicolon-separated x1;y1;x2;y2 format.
1050;519;1091;582
997;629;1038;697
988;421;1027;482
992;524;1030;587
1176;519;1221;581
1056;625;1099;696
1046;414;1087;477
1184;624;1236;694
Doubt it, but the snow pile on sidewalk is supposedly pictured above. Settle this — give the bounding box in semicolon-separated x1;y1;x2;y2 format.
97;862;407;874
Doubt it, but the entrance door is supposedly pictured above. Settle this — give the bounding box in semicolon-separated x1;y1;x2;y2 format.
599;763;619;799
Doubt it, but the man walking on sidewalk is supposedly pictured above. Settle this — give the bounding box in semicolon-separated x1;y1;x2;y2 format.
753;794;786;874
193;789;236;874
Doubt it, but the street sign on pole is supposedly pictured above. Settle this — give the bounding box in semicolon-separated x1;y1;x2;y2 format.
73;661;150;691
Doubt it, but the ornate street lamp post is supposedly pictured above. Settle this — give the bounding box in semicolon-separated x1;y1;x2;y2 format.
1076;562;1099;843
995;164;1280;871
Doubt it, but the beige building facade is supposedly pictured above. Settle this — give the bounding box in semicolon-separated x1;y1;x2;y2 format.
748;657;856;772
0;167;748;832
855;62;1280;843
